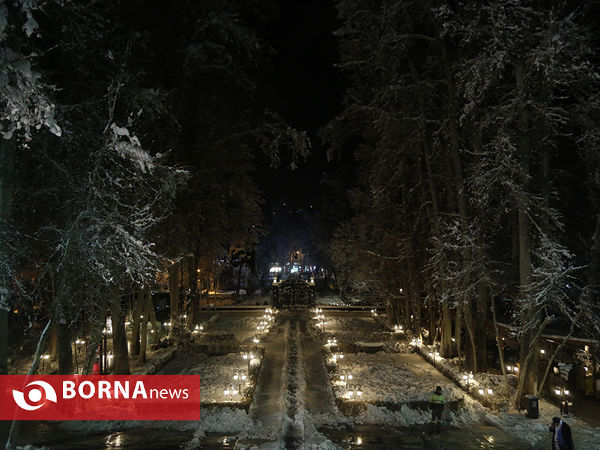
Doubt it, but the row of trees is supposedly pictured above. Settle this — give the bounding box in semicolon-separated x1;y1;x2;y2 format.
0;0;308;382
326;0;600;405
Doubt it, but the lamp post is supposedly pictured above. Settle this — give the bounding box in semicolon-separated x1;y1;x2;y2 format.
428;351;440;367
224;384;235;402
242;352;254;372
234;369;247;384
478;388;494;396
73;338;84;375
332;352;344;364
347;384;363;400
462;372;474;393
339;369;353;389
41;354;50;371
555;387;571;417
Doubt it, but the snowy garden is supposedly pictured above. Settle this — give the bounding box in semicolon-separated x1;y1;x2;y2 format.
2;0;600;449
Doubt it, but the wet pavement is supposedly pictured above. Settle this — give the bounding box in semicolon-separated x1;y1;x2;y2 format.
319;423;547;449
0;422;194;449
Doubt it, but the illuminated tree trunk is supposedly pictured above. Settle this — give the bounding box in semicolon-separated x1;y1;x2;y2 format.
131;291;144;355
168;261;180;323
111;300;130;374
440;302;453;358
139;290;151;363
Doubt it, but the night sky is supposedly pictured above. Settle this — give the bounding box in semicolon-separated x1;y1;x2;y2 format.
258;0;345;212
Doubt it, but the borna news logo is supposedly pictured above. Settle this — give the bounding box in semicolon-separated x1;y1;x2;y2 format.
12;380;58;411
0;375;201;420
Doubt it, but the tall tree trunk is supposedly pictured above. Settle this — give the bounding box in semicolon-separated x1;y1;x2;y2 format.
57;321;73;375
537;314;579;396
139;291;150;364
131;291;144;356
188;251;199;324
0;137;16;376
463;299;478;372
111;300;130;375
513;318;551;408
515;60;537;396
491;295;509;392
168;261;180;323
0;308;6;375
48;325;58;359
440;302;453;357
5;320;52;450
455;306;464;369
475;283;489;371
427;304;435;345
440;37;478;371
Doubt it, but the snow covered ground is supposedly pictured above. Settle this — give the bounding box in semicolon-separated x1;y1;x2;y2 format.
40;309;600;449
331;352;466;405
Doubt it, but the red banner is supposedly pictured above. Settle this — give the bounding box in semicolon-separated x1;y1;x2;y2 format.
0;375;200;420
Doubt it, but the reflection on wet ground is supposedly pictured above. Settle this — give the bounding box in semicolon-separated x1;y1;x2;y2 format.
1;422;194;449
2;421;552;448
319;423;547;449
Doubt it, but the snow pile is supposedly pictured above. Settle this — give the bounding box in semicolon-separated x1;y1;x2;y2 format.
303;411;346;449
184;407;277;449
164;352;260;403
332;352;465;404
355;404;429;426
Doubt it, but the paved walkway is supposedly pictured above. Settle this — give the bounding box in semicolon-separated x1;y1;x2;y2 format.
300;318;337;415
249;320;288;430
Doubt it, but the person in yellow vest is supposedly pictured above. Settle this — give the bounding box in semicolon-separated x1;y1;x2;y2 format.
429;385;446;432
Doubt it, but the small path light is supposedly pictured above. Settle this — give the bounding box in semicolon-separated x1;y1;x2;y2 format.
233;369;247;383
428;351;440;366
41;354;50;371
339;369;353;389
242;352;252;371
462;372;474;393
223;383;240;401
318;320;327;332
555;387;572;417
477;387;494;396
347;384;363;400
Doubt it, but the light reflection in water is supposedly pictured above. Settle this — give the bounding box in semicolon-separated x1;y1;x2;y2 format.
105;432;123;448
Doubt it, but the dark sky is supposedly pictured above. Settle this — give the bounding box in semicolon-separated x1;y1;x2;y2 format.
257;0;345;212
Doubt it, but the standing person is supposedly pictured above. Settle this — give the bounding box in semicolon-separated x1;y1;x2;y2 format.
429;386;445;432
549;416;574;450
